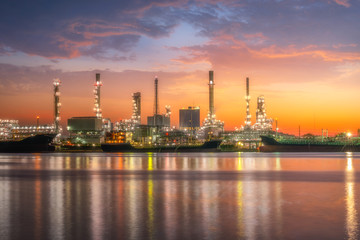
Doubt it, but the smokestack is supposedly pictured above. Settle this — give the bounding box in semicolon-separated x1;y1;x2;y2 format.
245;77;251;127
53;78;61;134
36;116;39;131
209;70;214;118
94;73;102;118
246;77;249;96
154;77;159;115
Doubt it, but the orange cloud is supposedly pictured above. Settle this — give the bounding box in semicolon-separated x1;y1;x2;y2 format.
254;45;360;62
334;0;351;7
173;34;360;66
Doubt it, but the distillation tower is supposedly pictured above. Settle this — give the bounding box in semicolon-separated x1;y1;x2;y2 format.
165;105;171;118
94;73;102;119
244;77;252;129
53;78;61;134
131;92;141;126
201;70;224;138
253;95;273;131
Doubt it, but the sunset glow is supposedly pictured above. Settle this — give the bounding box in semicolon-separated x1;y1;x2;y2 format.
1;0;359;135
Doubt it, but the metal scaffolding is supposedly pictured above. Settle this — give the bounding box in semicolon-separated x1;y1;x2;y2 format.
93;73;102;119
53;78;61;134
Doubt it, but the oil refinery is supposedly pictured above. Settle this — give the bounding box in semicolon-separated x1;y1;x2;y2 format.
4;69;354;152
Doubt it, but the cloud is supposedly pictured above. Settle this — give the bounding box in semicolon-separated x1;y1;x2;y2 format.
0;0;181;60
0;0;359;68
0;64;62;95
0;44;16;56
334;0;351;7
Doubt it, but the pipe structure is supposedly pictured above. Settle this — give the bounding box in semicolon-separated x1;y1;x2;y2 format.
132;92;141;125
53;78;61;134
245;77;251;127
256;96;265;125
94;73;102;118
209;71;214;119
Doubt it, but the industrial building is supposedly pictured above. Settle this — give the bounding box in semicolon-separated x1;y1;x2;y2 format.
11;124;56;139
0;119;19;140
147;114;170;128
133;125;157;145
179;107;200;133
147;77;170;128
67;117;103;144
1;118;57;140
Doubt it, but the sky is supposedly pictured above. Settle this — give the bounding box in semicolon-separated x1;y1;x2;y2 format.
0;0;360;135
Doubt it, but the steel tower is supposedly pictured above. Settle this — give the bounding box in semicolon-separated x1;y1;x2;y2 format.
53;78;61;134
94;73;102;118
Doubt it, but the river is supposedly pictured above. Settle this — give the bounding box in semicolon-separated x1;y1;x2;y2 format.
0;152;359;240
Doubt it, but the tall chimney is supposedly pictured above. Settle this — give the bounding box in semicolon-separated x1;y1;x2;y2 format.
209;70;214;119
154;77;159;115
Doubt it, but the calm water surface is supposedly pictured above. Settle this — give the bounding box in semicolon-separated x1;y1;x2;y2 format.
0;152;359;240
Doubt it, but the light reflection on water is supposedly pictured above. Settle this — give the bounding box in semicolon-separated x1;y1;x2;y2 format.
346;153;358;240
0;152;359;240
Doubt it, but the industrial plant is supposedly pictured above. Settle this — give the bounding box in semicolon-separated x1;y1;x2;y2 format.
223;76;275;149
0;69;280;151
197;70;224;140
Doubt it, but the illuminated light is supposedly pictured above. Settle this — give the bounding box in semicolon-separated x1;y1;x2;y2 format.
237;152;243;171
347;158;353;172
347;132;352;138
